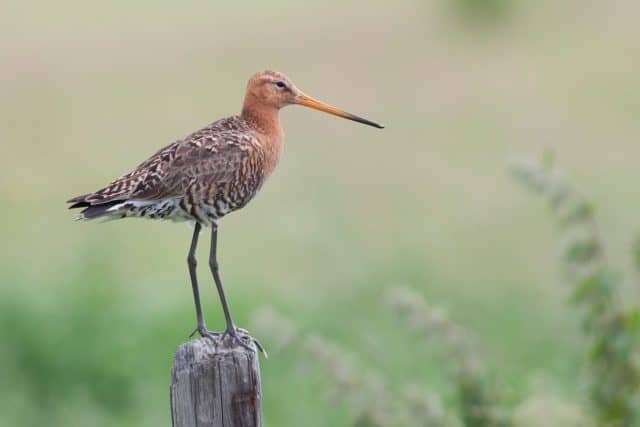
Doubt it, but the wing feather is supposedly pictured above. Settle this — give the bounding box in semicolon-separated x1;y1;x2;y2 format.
68;116;254;207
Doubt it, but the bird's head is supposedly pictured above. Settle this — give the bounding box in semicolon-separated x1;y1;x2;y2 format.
243;70;384;129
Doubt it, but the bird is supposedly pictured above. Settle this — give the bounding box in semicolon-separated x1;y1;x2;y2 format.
67;70;384;352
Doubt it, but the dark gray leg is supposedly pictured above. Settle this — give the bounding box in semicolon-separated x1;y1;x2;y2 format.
209;224;264;353
187;222;218;340
209;224;236;333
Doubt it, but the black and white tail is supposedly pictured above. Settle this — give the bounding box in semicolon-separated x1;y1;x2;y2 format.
67;198;127;220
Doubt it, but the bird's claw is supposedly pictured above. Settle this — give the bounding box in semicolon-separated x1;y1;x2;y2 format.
189;325;267;357
221;326;268;357
189;325;221;341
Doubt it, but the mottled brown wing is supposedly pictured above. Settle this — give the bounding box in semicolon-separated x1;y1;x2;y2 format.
130;138;248;201
68;135;249;206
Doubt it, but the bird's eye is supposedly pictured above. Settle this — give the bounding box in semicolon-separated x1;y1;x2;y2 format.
275;81;286;89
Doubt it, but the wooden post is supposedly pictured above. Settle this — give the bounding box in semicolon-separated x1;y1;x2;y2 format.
170;337;262;427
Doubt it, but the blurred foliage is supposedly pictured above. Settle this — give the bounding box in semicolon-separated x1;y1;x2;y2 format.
512;388;593;427
249;153;640;427
304;335;399;427
632;236;640;274
0;266;134;425
449;0;514;26
0;257;186;426
511;155;640;426
250;308;457;426
387;286;510;427
253;285;597;427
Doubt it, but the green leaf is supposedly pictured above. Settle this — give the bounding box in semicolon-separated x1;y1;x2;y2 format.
571;271;604;302
558;200;593;227
632;236;640;273
589;338;609;363
564;238;600;264
626;308;640;333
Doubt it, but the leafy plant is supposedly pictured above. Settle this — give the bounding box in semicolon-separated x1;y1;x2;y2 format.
250;307;454;427
511;153;640;426
249;153;640;427
386;286;510;427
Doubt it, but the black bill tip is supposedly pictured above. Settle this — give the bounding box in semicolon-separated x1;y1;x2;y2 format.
347;113;385;129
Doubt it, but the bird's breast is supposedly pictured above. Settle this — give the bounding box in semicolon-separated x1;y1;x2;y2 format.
257;131;284;184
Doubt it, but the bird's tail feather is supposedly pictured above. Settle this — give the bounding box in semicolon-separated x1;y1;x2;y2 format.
69;200;126;220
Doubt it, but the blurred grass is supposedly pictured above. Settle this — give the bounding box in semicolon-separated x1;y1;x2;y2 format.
1;0;639;425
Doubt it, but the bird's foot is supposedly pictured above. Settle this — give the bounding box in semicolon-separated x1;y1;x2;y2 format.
188;324;267;356
189;325;221;341
221;325;268;357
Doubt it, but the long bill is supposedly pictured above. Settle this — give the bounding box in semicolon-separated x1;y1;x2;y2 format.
296;92;384;129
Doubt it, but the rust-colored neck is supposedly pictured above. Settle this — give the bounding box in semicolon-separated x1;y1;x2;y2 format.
241;95;282;137
240;94;284;179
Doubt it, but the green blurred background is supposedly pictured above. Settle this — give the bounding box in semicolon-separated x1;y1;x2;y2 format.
1;0;638;425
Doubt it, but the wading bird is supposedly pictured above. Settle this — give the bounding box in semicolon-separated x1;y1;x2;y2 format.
67;71;383;351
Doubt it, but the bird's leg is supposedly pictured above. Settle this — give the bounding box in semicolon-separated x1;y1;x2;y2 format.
208;224;241;338
186;222;219;341
209;224;265;354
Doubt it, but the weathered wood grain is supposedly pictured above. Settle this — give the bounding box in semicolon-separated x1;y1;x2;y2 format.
170;337;262;427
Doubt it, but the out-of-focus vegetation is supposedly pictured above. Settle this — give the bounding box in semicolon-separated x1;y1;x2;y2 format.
1;0;639;426
387;286;510;427
450;0;513;26
512;155;640;426
252;152;640;425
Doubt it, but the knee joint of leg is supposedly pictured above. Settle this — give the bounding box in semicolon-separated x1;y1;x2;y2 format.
209;259;219;271
187;255;197;267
